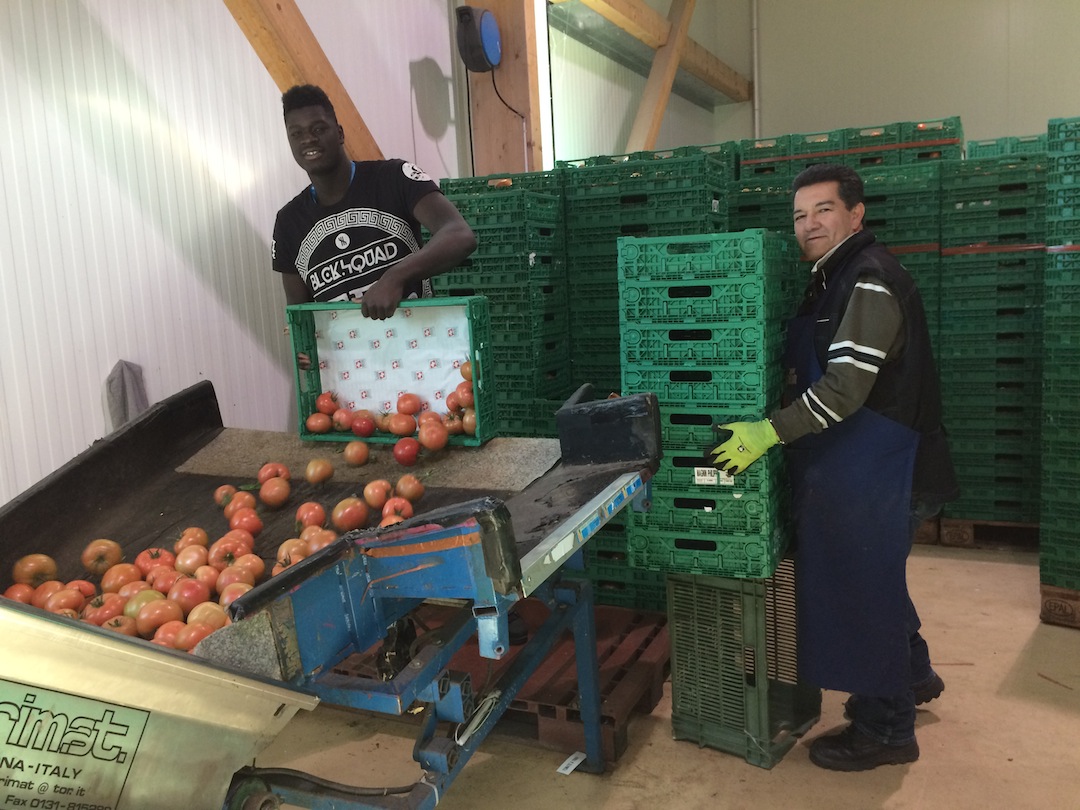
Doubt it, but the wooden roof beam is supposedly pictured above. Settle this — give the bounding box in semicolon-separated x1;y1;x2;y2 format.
551;0;751;103
223;0;383;160
625;0;695;152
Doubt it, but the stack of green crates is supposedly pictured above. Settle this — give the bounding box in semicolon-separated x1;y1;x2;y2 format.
1041;117;1080;590
559;145;737;394
668;557;821;768
736;116;964;183
563;514;668;612
435;173;573;437
618;230;801;580
937;155;1047;523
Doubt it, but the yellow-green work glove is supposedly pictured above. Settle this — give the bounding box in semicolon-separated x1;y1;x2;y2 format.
710;420;780;475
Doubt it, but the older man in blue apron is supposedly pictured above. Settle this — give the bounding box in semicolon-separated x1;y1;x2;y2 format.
711;163;958;771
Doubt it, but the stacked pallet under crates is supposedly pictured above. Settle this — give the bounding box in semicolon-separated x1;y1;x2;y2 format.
436;171;572;438
937;154;1047;528
615;229;818;766
558;145;737;395
1040;117;1080;627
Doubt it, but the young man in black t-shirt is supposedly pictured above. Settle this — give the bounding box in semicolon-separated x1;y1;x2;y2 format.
271;84;476;320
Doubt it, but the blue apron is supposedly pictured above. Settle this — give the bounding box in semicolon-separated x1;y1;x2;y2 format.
786;311;919;697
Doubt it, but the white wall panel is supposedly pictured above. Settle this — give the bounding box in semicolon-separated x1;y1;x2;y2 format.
0;1;463;505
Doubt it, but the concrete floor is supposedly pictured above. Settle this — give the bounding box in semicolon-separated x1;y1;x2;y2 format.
258;545;1080;810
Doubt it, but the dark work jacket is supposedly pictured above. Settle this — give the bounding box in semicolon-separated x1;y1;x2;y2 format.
797;230;959;503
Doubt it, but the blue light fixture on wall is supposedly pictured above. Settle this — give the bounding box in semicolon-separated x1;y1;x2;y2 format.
456;6;502;72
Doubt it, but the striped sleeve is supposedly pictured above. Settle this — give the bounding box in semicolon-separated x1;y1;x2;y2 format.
769;275;904;443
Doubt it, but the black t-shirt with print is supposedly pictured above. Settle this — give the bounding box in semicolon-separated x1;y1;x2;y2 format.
272;159;441;302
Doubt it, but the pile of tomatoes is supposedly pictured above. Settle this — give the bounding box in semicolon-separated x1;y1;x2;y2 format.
2;458;428;653
303;360;477;466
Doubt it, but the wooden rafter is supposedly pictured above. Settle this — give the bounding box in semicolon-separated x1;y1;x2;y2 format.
223;0;383;160
550;0;751;103
625;0;695;152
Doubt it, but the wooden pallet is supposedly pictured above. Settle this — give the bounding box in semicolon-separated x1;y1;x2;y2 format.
1041;584;1080;630
913;516;940;545
940;517;1039;549
332;600;670;762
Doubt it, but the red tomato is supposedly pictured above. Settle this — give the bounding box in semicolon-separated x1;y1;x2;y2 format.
219;528;256;553
175;621;217;652
44;588;86;614
213;484;238;506
417;410;443;426
123;589;164;620
12;553;58;588
187;602;228;631
462;408;477;436
208;537;248;571
101;563;143;594
136;598;184;638
168;577;212;616
81;538;123;576
306;412;332;434
393;437;421;466
305;529;337;554
259;477;291;509
388;412;417;436
351;415;376;437
444;412;465;435
276;538;309;567
343;441;370;466
295;501;327;530
3;583;34;604
382;497;414;520
229;507;264;536
65;579;97;599
396;393;422;415
315;391;339;415
363;479;393;510
175;545;209;575
332;408;354;432
219;582;253;608
153;620;187;648
148;568;186;595
395;474;425;502
134;547;176;577
445;391;463;414
331;497;370;532
81;592;126;626
233;553;266;582
223;490;257;520
460;360;473;381
103;615;138;636
417;420;449;452
257;462;291;483
193;565;220;592
455;380;475;409
117;579;152;600
216;565;256;595
174;526;210;553
305;458;335;484
379;514;406;527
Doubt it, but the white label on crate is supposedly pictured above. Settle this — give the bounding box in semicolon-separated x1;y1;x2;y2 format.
693;466;735;486
0;677;149;807
557;751;588;775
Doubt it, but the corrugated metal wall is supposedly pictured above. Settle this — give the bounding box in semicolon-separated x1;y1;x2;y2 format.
0;0;464;505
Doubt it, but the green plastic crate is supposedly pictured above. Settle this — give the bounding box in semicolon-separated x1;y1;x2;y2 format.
667;558;821;768
845;122;902;150
632;489;785;537
630;522;789;580
447;189;562;224
622;364;782;411
287;297;494;445
617;230;799;282
621;321;784;367
438;169;563;196
901;116;964;143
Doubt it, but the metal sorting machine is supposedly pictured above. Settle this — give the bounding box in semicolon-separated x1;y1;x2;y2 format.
0;380;661;810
